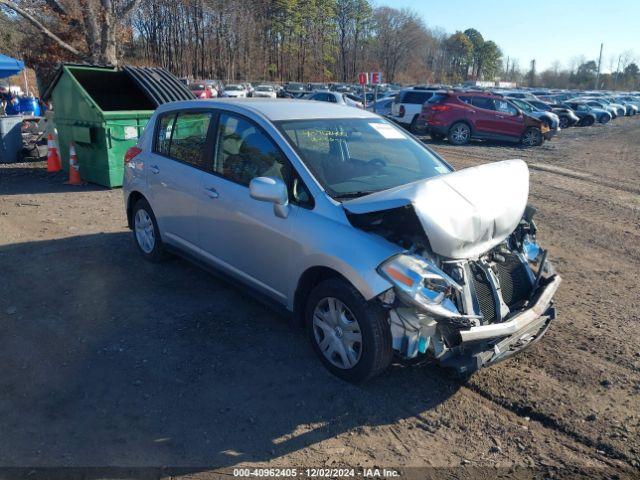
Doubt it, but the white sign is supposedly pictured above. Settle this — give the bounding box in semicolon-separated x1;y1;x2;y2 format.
124;126;138;140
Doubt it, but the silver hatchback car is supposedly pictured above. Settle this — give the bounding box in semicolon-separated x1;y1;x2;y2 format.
123;99;560;382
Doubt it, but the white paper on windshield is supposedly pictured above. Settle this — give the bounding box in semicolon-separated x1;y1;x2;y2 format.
369;122;406;139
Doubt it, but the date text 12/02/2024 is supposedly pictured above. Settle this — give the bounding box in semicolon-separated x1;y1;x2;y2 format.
232;468;401;477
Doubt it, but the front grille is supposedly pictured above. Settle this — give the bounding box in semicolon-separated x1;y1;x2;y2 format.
496;254;533;307
471;265;496;324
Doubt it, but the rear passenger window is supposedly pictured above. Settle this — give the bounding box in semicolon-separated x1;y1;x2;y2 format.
471;97;495;110
170;112;213;168
154;111;213;169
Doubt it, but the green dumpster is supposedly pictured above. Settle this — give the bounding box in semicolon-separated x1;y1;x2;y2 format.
43;64;194;187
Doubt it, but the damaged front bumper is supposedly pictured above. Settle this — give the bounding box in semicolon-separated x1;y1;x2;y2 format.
388;273;561;375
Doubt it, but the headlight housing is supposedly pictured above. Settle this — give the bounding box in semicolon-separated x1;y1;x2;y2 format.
378;254;462;318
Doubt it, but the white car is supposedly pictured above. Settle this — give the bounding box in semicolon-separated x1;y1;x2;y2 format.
307;91;362;108
253;85;277;99
390;89;437;132
223;84;247;98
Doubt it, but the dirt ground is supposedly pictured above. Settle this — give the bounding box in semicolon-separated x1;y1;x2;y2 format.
0;117;639;479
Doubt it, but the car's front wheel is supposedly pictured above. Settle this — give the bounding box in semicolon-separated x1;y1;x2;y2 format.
132;198;167;262
448;122;471;145
521;127;543;147
305;278;392;383
599;114;610;124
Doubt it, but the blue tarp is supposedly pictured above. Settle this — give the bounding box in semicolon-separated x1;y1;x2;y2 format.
0;54;24;79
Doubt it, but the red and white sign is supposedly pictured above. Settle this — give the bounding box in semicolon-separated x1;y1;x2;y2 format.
370;71;382;85
358;71;383;85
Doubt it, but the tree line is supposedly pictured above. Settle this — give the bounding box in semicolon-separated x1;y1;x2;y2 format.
0;0;638;91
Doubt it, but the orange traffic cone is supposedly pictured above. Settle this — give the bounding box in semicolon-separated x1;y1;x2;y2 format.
46;134;61;172
66;143;83;186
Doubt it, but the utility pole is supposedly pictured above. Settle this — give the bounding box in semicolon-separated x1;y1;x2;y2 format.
595;42;603;90
614;54;622;90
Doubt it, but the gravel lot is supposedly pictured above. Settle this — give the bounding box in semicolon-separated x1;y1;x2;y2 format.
0;117;639;478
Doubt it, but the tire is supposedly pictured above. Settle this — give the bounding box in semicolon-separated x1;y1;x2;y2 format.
132;198;167;262
430;131;445;141
521;127;543;147
559;116;570;129
582;116;595;127
599;114;610;124
408;116;419;134
448;122;471;145
305;278;392;383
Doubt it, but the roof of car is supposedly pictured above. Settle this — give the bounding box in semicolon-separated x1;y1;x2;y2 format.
157;98;378;121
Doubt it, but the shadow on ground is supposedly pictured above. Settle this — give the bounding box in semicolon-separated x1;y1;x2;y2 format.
0;232;462;472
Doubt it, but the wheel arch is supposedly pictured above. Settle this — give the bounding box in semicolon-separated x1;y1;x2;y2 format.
448;119;474;134
126;191;147;229
293;266;352;326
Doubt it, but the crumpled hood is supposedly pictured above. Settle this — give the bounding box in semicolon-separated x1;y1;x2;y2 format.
343;160;530;259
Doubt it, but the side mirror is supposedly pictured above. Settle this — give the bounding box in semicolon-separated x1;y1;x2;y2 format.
249;176;290;218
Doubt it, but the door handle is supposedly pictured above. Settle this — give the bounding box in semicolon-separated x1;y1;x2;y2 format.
469;110;476;114
496;114;505;119
204;187;219;199
150;165;160;174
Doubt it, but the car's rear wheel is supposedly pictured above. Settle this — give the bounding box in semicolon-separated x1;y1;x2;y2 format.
599;114;610;124
132;198;166;262
448;122;471;145
521;127;543;147
409;116;420;134
305;278;392;383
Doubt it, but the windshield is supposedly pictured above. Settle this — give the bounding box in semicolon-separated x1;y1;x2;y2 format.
226;85;243;91
189;84;205;90
257;86;273;91
277;118;451;199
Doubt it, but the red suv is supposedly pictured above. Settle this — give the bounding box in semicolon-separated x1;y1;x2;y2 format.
417;91;550;146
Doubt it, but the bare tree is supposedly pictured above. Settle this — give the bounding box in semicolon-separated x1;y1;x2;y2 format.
0;0;141;64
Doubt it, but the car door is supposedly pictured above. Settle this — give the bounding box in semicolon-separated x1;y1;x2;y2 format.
494;99;525;138
146;110;215;251
468;97;497;135
197;111;302;303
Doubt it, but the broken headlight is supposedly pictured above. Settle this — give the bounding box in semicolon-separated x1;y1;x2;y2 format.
378;254;462;318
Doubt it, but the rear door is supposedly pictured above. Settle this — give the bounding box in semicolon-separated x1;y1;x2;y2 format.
146;110;215;251
468;97;497;135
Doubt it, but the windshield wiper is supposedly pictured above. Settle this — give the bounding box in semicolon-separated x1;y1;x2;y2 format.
334;190;377;200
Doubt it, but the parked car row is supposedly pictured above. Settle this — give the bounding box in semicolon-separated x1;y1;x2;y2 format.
387;86;640;147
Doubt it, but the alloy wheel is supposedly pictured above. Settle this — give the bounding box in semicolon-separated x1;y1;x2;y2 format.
312;297;362;369
522;128;541;147
450;124;470;144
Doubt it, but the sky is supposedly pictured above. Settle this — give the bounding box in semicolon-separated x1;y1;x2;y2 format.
375;0;639;72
